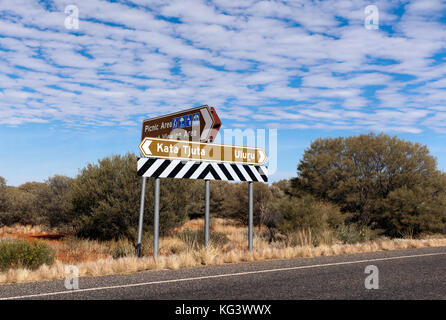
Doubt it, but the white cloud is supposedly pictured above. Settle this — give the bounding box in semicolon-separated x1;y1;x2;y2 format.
0;0;444;133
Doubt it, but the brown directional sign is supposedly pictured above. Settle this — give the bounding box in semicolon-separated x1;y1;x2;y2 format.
139;137;267;165
141;105;220;143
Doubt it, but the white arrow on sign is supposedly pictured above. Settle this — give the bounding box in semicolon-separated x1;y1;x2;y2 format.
199;107;214;141
141;139;152;155
258;149;266;164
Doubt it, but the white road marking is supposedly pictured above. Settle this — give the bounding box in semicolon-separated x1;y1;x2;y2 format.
1;251;445;300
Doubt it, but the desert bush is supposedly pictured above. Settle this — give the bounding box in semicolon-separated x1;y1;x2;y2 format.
293;132;446;236
223;182;272;226
0;176;73;228
159;237;189;255
109;239;136;259
273;195;344;234
0;177;7;219
283;228;314;247
208;181;232;219
0;185;43;226
378;182;446;237
70;153;203;241
177;229;229;249
335;224;378;244
42;175;74;227
269;195;343;246
282;228;339;247
141;233;154;256
69;154;143;240
0;239;54;271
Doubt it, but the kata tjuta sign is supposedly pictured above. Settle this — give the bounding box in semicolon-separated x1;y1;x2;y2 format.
139;137;267;166
141;105;221;142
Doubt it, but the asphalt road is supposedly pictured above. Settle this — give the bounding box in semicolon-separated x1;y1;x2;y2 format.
1;246;445;300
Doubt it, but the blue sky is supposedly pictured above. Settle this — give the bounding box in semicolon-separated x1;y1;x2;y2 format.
0;0;445;186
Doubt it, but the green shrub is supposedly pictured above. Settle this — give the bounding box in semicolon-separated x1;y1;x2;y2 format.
274;195;344;235
223;182;272;226
109;239;136;259
268;195;344;246
378;184;446;237
177;229;229;249
293;132;446;235
0;176;73;228
0;239;55;271
282;228;338;247
335;224;377;244
70;154;202;241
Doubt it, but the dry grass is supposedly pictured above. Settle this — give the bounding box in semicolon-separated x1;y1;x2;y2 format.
0;224;49;238
1;219;446;284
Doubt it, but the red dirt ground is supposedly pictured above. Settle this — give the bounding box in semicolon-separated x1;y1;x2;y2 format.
0;229;110;263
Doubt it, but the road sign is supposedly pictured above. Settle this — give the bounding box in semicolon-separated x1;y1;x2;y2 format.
141;105;220;143
139;137;267;166
137;158;268;182
136;106;263;260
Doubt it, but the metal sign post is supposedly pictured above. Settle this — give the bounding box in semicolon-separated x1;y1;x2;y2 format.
136;177;147;257
248;182;253;252
204;180;210;246
153;177;160;259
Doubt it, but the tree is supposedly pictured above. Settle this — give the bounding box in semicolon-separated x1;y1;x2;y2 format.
157;178;203;233
43;175;74;228
0;177;6;211
209;181;232;219
70;153;150;240
18;182;52;225
0;176;74;228
223;182;272;226
0;184;42;226
0;177;8;225
378;172;446;237
258;182;287;242
293;132;446;236
69;153;203;240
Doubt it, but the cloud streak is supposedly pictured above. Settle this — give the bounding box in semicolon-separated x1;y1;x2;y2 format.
0;0;445;134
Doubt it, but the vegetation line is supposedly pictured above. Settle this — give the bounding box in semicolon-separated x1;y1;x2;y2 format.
1;232;446;284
